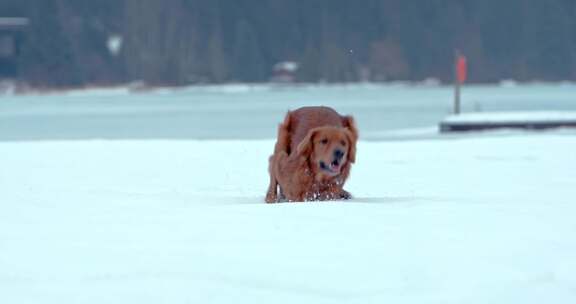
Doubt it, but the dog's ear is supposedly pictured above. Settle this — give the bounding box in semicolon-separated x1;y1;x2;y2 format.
342;116;358;163
296;128;321;157
344;129;357;163
342;115;358;143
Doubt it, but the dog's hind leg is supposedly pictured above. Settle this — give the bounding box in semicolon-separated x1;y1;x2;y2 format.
266;112;292;203
265;154;279;203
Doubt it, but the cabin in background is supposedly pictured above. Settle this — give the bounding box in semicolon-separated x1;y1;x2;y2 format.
0;17;28;79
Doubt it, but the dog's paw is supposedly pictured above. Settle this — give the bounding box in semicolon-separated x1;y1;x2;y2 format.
265;192;278;203
339;190;352;200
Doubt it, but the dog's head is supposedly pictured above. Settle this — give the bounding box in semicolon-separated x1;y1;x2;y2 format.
296;118;357;180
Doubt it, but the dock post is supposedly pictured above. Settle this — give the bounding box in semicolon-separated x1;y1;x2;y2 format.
454;50;467;115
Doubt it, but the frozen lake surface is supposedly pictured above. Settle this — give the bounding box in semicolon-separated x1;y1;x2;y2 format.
1;83;575;141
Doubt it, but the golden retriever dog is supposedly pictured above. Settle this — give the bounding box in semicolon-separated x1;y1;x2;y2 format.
265;106;358;203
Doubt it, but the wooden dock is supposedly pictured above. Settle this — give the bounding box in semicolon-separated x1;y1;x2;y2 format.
440;111;576;133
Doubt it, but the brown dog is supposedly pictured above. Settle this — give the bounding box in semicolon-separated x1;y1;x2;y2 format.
265;106;358;203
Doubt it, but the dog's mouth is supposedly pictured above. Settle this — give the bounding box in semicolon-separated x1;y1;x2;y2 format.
319;160;342;175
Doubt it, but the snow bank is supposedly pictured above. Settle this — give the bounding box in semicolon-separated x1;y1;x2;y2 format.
1;135;576;303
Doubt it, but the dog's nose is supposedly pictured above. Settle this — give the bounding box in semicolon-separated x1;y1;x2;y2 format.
334;149;344;160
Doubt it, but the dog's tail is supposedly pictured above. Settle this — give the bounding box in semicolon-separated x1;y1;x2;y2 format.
274;111;292;154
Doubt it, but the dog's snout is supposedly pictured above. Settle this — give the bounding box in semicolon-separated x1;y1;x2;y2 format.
334;149;345;160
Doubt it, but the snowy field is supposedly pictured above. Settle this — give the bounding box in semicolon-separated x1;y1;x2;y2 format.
1;84;576;303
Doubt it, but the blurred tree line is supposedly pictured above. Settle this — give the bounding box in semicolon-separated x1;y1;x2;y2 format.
1;0;576;87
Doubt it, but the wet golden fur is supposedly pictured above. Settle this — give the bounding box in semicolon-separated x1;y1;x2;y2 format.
265;106;358;203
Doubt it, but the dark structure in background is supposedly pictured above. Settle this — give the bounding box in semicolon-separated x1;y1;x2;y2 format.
4;0;576;88
0;17;28;79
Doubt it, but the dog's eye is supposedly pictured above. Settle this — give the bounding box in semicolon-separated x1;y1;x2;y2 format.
340;140;347;146
320;138;328;145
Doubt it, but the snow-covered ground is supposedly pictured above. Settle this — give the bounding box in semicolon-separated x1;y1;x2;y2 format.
1;84;576;303
2;135;576;303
